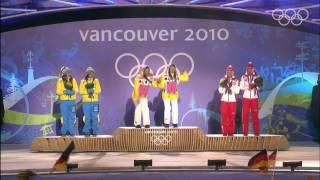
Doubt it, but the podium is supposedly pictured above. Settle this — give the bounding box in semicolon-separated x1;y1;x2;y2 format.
30;127;289;152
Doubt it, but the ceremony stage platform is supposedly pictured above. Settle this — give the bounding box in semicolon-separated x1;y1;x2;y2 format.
30;127;289;152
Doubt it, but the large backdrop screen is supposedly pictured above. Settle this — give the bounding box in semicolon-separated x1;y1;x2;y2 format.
1;18;319;144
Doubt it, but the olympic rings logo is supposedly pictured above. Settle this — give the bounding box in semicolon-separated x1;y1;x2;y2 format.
115;52;195;86
271;8;309;26
150;135;172;146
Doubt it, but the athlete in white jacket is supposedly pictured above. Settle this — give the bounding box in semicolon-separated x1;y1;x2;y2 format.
240;62;261;136
218;65;240;136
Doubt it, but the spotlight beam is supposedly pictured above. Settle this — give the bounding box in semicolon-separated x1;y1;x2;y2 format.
49;0;81;7
220;0;254;7
1;7;37;12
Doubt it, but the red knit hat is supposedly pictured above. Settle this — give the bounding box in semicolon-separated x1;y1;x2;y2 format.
247;62;254;68
226;65;233;72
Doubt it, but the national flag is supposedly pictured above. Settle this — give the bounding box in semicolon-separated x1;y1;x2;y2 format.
268;149;278;168
51;141;75;172
248;149;269;173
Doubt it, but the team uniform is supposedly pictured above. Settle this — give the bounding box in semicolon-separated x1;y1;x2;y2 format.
56;67;78;136
218;66;240;136
80;75;101;135
158;71;189;127
240;63;260;136
132;75;157;127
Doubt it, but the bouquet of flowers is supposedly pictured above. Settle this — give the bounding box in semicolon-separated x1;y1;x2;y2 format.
63;81;74;97
220;78;232;94
64;81;73;90
219;79;228;88
254;76;263;88
85;83;95;98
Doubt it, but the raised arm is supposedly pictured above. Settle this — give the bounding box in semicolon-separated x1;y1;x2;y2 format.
157;76;166;89
178;71;189;82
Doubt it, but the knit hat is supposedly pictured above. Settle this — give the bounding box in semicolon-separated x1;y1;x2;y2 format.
60;66;70;75
226;65;234;72
247;62;254;68
86;67;95;73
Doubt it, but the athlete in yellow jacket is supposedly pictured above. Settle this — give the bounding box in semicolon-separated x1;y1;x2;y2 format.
157;64;189;128
79;67;101;135
56;66;78;136
132;66;158;128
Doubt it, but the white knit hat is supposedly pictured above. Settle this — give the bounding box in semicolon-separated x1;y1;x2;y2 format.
60;66;70;75
86;67;95;73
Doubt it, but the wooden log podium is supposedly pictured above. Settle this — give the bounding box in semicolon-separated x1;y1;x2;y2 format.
30;127;289;152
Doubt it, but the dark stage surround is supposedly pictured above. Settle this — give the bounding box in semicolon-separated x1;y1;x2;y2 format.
1;5;319;33
1;5;319;144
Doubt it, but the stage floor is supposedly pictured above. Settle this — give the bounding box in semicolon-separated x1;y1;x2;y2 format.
1;141;319;174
